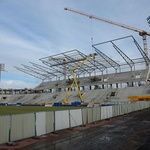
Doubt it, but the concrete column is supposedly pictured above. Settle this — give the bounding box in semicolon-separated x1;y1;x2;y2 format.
116;83;118;88
102;84;104;89
90;86;91;90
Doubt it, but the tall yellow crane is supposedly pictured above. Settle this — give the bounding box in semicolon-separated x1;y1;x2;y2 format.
63;54;95;104
64;7;150;58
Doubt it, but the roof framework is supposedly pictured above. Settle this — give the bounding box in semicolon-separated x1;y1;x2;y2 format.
15;36;149;82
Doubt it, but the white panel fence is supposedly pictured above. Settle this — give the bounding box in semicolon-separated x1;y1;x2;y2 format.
36;112;46;136
55;110;70;131
0;101;150;145
69;109;82;128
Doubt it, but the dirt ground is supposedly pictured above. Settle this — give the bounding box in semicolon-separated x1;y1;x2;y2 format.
2;108;150;150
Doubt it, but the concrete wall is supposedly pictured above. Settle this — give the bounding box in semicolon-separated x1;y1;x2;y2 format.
0;101;150;145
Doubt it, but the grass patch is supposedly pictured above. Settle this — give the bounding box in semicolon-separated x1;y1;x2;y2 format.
0;106;83;115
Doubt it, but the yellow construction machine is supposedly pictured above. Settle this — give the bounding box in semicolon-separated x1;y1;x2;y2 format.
128;95;150;102
63;54;95;105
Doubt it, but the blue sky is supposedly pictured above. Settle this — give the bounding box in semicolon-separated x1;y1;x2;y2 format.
0;0;150;88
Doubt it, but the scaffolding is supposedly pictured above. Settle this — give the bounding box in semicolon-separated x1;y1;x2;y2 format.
15;36;149;82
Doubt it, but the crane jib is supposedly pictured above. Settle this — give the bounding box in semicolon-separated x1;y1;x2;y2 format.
64;7;150;36
64;7;150;58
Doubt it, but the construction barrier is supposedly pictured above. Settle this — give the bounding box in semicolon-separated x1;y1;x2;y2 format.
46;111;54;134
0;115;10;144
101;106;113;120
93;107;101;122
81;108;88;125
36;112;46;136
0;101;150;145
112;105;119;117
87;108;93;124
69;109;82;128
10;114;35;141
55;110;70;131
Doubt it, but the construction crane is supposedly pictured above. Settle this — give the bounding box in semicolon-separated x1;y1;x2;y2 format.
63;53;95;105
64;7;150;58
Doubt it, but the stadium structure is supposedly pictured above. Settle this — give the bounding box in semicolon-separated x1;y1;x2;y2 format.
0;8;150;106
0;35;150;106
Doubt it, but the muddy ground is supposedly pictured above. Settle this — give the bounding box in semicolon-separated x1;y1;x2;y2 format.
2;108;150;150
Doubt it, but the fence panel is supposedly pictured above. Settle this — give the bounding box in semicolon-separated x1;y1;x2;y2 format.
87;108;93;124
69;109;82;128
46;111;54;134
93;107;101;122
0;115;10;144
122;104;128;114
101;106;107;120
106;106;113;118
10;114;24;141
36;112;46;136
82;108;88;125
22;113;35;139
112;105;119;117
101;106;113;120
55;110;69;131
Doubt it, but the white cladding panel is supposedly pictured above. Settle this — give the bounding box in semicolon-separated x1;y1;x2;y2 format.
101;106;113;120
10;114;24;141
23;113;35;138
93;107;101;122
36;112;46;136
0;115;10;144
128;104;132;113
82;108;88;125
123;104;129;114
10;113;35;141
87;108;93;124
55;110;69;131
107;106;113;118
112;105;115;117
119;105;124;115
101;107;107;120
70;109;82;127
112;105;119;117
46;111;54;133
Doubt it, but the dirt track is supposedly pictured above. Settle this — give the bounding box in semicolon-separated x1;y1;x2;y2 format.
20;108;150;150
2;108;150;150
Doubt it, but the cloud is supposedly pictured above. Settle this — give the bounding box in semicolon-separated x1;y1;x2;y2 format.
1;79;39;89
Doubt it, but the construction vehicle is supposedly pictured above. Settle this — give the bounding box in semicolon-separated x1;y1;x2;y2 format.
64;7;150;59
128;95;150;102
63;54;95;105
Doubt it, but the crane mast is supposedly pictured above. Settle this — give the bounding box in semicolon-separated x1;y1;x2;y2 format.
64;7;150;57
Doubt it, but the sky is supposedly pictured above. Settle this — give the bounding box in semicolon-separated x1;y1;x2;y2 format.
0;0;150;89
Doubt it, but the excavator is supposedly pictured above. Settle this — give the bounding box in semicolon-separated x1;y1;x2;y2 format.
63;53;95;105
